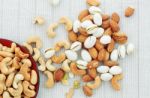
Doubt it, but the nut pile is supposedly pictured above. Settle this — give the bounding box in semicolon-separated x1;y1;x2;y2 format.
0;43;38;98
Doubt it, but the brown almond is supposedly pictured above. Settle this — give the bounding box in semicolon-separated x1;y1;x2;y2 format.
95;39;104;51
112;32;128;44
77;34;87;43
86;0;100;6
102;14;110;21
110;20;120;32
104;60;118;67
68;31;78;42
97;48;106;61
54;69;65;82
104;27;113;36
83;85;93;96
88;47;98;59
107;39;115;52
82;75;94;82
103;51;110;61
87;60;99;69
81;15;93;22
111;12;120;23
125;7;135;17
102;20;110;29
78;9;90;21
88;68;97;79
78;27;88;36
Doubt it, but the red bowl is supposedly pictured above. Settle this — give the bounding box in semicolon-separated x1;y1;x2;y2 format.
0;38;39;98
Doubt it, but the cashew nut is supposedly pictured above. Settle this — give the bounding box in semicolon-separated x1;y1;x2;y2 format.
62;59;71;72
54;40;70;51
33;16;45;25
21;59;32;67
87;76;101;89
3;91;12;98
66;88;74;98
0;51;14;57
59;16;73;31
2;43;16;53
47;23;58;38
33;48;40;62
70;62;86;75
0;74;6;95
23;81;36;97
44;71;54;88
15;47;29;59
111;74;123;91
8;82;23;97
38;56;46;71
12;57;21;69
0;57;15;75
23;42;33;55
51;53;66;64
45;59;56;72
27;36;42;49
6;72;16;87
30;70;38;85
19;64;30;81
13;74;24;89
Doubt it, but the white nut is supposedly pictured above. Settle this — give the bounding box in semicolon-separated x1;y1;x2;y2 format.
73;20;81;33
100;35;111;45
93;13;102;26
70;41;82;51
38;57;46;72
84;36;96;48
127;43;134;55
100;73;113;81
81;49;92;62
110;49;119;61
92;27;104;38
109;66;122;75
62;59;71;72
118;45;126;58
76;60;88;70
44;48;55;59
81;20;93;29
89;6;102;15
46;59;56;72
13;74;24;89
65;50;78;61
97;66;109;73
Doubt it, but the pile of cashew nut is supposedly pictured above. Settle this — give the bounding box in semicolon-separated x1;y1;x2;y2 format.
0;42;38;98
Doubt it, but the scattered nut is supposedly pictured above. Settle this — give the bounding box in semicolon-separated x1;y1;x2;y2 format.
111;74;123;90
33;16;45;25
125;6;135;17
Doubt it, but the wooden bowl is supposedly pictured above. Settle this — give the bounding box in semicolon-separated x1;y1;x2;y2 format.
0;38;39;98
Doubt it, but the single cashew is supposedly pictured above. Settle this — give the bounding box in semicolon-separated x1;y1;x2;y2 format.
111;74;123;91
0;74;6;95
21;59;32;67
44;71;54;88
8;82;23;97
3;91;12;98
51;53;66;64
6;72;16;87
66;88;74;98
15;47;29;59
70;62;86;75
45;59;56;72
29;84;35;90
13;74;24;89
27;36;42;49
62;59;71;72
87;76;101;89
0;57;15;75
23;42;33;55
33;48;41;62
30;70;38;85
23;81;36;97
19;64;30;81
59;16;73;31
54;40;70;51
0;51;14;57
47;23;58;38
38;56;46;71
2;43;16;53
12;57;21;69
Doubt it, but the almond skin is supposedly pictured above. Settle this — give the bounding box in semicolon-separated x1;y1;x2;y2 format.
107;39;115;52
104;60;118;67
77;34;87;43
125;7;135;17
95;39;104;51
83;85;93;96
112;32;128;44
68;31;78;42
88;68;97;79
82;75;94;82
87;60;99;69
102;20;110;29
97;48;106;61
110;20;120;32
104;28;112;36
111;12;120;23
102;14;110;21
88;47;98;59
86;0;100;6
103;51;109;61
78;9;90;21
79;27;88;36
54;69;65;82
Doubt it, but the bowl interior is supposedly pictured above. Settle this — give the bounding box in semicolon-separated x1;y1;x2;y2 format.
0;38;39;98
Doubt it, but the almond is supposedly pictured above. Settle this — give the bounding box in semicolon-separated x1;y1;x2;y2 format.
104;28;112;36
107;39;115;52
102;14;110;21
104;60;118;67
102;20;110;29
112;32;128;44
86;0;100;6
54;69;65;82
110;20;120;32
88;47;98;59
104;51;109;61
81;15;93;22
95;39;104;51
125;7;135;17
78;27;88;36
83;85;93;96
77;34;87;43
87;60;99;69
111;12;120;23
68;31;78;42
97;48;106;61
88;68;97;79
82;75;94;82
78;9;90;21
